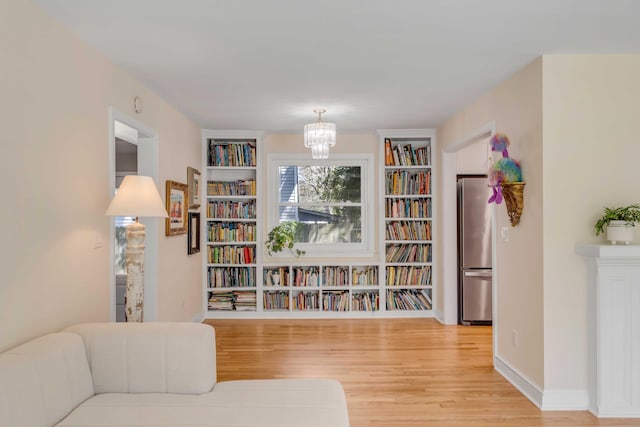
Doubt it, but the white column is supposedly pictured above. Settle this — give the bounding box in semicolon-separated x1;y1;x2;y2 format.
576;244;640;418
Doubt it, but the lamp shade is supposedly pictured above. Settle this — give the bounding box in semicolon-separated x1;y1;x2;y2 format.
105;175;168;218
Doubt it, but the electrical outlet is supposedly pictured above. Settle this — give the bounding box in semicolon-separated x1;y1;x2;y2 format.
501;226;510;242
512;330;519;348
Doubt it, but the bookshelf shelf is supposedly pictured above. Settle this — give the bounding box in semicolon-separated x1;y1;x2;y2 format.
203;131;262;314
379;130;435;313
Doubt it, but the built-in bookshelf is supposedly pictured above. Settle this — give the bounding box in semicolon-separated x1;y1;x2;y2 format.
202;129;435;318
202;130;262;314
379;130;435;314
262;264;380;314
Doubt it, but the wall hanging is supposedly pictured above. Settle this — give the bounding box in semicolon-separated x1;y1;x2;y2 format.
487;133;525;227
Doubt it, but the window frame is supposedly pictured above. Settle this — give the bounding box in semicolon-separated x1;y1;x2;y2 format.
266;153;374;257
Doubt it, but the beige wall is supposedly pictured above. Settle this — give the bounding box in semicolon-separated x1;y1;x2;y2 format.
261;132;380;264
437;59;544;386
542;55;640;391
0;0;202;351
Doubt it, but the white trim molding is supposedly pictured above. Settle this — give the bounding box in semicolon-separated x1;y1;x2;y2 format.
494;354;543;409
495;355;590;411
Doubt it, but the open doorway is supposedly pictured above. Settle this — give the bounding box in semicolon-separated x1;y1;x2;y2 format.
114;137;138;321
441;122;497;352
108;108;160;322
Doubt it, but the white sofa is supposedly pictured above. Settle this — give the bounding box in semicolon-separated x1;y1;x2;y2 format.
0;322;349;427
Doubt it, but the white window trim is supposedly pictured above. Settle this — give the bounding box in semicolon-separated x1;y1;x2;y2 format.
266;153;374;257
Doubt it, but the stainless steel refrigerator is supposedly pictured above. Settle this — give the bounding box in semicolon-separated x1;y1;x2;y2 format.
457;177;492;325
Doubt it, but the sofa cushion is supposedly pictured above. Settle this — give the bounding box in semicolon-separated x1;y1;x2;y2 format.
0;333;94;427
65;322;217;395
56;379;349;427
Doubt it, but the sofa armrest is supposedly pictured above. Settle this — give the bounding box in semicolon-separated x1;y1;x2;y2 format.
65;322;216;395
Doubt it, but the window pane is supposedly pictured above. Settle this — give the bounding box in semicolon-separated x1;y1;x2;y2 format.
279;206;362;244
280;165;361;203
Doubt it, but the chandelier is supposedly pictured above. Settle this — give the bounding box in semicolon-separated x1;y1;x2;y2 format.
304;108;336;159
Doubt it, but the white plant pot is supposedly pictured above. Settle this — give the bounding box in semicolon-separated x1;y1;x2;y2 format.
606;221;635;245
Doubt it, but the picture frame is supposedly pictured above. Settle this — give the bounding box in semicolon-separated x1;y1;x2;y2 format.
165;180;188;236
187;166;201;209
188;212;201;255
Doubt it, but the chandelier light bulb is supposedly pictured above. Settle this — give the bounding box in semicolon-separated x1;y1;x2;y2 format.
304;108;336;159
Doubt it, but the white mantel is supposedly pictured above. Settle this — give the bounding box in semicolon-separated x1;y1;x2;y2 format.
576;243;640;418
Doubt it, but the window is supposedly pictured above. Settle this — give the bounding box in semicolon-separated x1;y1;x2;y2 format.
268;154;374;256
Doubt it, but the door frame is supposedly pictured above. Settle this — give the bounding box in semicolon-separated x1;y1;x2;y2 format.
108;107;161;321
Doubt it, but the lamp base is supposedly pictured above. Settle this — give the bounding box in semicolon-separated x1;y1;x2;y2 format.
125;220;145;322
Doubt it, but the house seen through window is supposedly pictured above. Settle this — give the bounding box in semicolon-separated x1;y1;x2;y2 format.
270;155;373;256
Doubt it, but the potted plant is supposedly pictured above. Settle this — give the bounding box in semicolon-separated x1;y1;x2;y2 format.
593;204;640;245
265;221;305;257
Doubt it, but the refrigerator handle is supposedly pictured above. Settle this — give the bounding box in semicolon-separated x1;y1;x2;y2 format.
463;270;492;278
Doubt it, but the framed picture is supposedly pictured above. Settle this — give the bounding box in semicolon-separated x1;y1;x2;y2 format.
165;180;188;236
188;212;201;255
187;166;201;209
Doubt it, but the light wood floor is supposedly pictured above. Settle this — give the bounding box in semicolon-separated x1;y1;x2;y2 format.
203;318;637;427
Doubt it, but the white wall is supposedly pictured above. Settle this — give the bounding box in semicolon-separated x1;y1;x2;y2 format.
542;55;640;393
0;0;202;351
437;59;544;387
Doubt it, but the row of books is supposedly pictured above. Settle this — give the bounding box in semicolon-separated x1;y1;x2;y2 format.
323;266;349;286
208;290;257;311
322;291;349;312
207;200;256;219
208;266;256;288
263;291;380;311
384;139;432;166
293;291;320;310
351;266;379;286
263;290;289;310
207;142;256;167
265;265;379;287
386;289;432;310
385;198;432;219
207;179;256;196
264;267;289;286
386;266;432;287
208;222;256;243
292;267;320;287
385;170;431;195
352;292;379;311
385;244;432;263
385;221;432;241
207;245;255;264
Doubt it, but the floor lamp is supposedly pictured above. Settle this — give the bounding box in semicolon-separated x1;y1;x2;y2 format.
106;175;168;322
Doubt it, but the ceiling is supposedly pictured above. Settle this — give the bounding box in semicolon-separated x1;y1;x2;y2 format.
32;0;640;132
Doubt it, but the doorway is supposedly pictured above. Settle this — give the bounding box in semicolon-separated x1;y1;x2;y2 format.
114;138;138;321
441;122;496;348
108;108;160;321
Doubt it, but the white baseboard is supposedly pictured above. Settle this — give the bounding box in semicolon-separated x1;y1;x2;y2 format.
494;354;543;409
494;355;589;411
433;309;445;324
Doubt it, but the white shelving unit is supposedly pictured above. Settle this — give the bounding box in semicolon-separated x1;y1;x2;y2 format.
378;129;435;316
202;130;263;316
202;129;435;318
262;263;380;315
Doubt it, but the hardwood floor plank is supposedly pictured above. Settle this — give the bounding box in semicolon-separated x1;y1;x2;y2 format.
204;318;638;427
